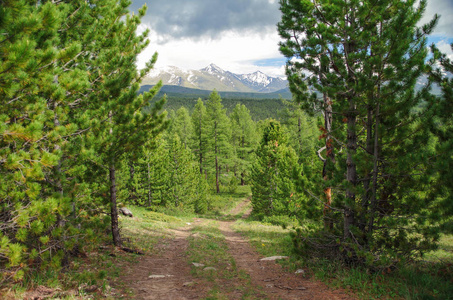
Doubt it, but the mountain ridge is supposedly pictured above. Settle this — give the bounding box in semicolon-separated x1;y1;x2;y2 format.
142;63;288;93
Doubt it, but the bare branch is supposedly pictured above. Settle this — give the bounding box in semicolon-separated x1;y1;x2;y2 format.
305;188;344;212
317;146;326;162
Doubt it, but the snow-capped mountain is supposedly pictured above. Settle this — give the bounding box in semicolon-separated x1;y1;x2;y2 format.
239;71;287;93
142;64;288;93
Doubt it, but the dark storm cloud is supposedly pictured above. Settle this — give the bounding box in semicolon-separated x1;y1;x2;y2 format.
130;0;280;40
129;0;453;42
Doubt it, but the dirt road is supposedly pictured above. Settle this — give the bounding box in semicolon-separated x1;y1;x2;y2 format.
118;199;354;299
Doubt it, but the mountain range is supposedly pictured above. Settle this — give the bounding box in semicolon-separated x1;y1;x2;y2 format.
142;64;288;93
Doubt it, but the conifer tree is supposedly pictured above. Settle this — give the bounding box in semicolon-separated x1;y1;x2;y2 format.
169;107;194;150
84;2;167;246
191;98;210;176
279;100;319;164
0;0;168;278
251;120;301;218
279;0;440;264
230;104;258;185
428;43;453;232
206;91;232;193
0;0;90;279
144;136;171;206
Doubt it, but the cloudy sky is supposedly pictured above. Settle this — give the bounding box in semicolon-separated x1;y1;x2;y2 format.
131;0;453;77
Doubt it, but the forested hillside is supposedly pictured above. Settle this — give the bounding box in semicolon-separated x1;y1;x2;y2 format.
1;0;453;298
141;84;292;120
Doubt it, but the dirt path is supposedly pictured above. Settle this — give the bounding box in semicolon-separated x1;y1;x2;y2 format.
217;200;353;299
119;199;354;299
118;221;206;299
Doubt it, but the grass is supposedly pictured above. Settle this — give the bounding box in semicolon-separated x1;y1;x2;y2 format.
2;204;195;299
120;205;195;253
233;214;453;300
5;188;451;300
187;221;234;279
201;185;252;221
232;218;305;274
4;243;131;299
303;235;453;299
305;256;453;300
186;220;265;299
424;234;453;263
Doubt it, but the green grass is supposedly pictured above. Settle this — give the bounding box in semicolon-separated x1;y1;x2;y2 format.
186;220;265;299
187;221;233;279
233;214;453;300
233;219;293;257
232;218;304;274
300;234;453;300
5;243;133;299
201;185;252;221
305;257;453;300
7;188;451;300
424;234;453;263
120;205;195;253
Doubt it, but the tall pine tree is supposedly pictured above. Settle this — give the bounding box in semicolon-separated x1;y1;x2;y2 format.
191;98;210;176
230;104;258;185
206;91;232;193
84;2;167;247
251;120;301;219
428;43;453;232
279;0;440;265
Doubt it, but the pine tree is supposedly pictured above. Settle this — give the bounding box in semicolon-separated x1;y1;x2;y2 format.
279;100;325;221
251;120;301;219
0;0;168;278
230;104;258;185
168;107;194;150
428;43;453;232
145;136;171;207
191;98;210;176
84;2;167;246
205;91;232;193
0;0;89;279
279;0;440;264
166;134;194;207
279;100;319;164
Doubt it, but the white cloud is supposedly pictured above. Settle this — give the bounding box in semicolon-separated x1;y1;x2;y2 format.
436;39;453;61
135;0;453;78
137;27;286;77
421;0;453;37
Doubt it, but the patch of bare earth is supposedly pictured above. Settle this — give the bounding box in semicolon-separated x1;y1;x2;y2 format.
117;220;207;299
215;199;355;300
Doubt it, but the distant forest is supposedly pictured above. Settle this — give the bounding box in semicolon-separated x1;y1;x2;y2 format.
142;85;292;120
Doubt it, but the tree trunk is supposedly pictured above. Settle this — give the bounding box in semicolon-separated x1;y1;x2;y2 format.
344;97;357;240
323;93;335;229
359;105;374;235
199;151;203;175
215;121;220;193
368;98;380;234
110;163;121;247
241;136;245;185
52;98;67;226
